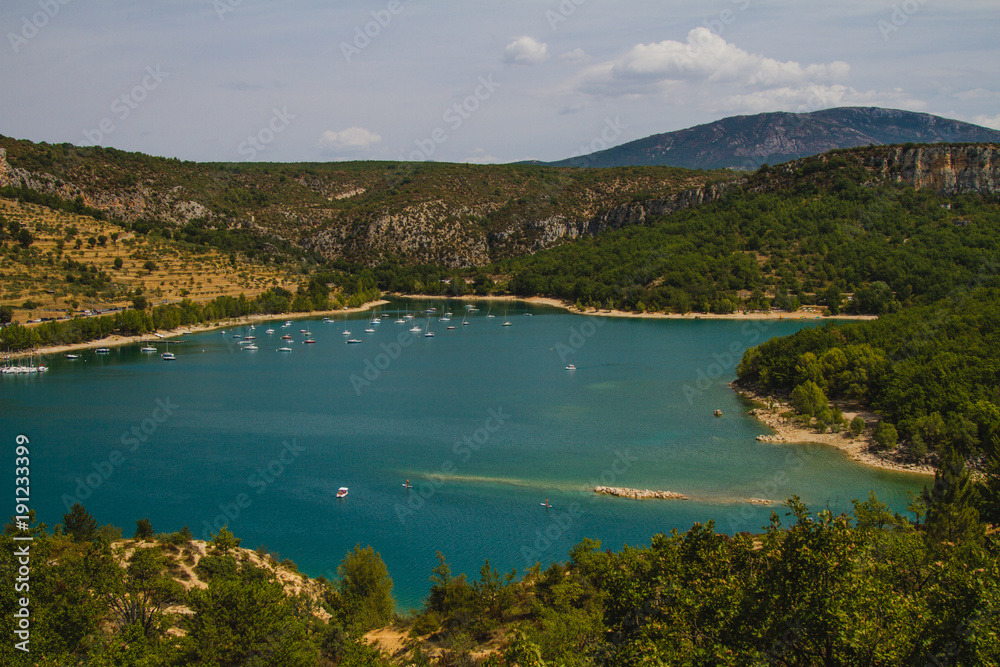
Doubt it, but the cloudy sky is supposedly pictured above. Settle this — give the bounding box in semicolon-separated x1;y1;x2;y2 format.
2;0;997;164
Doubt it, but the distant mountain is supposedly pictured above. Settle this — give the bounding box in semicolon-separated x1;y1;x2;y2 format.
538;107;1000;170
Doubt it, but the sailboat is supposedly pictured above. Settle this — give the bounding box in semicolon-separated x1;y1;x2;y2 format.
342;312;351;336
485;306;495;318
424;316;435;337
462;312;470;326
161;341;176;360
395;308;405;325
502;305;512;327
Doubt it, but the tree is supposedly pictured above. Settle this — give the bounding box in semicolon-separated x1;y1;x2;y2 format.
98;234;108;247
850;416;866;437
113;257;124;270
0;305;12;324
209;526;241;555
16;228;33;249
873;421;898;450
102;546;182;637
335;544;395;632
143;260;157;274
88;236;98;249
790;380;827;417
131;295;148;311
135;518;153;540
63;503;98;542
184;576;316;666
921;452;984;547
823;285;843;315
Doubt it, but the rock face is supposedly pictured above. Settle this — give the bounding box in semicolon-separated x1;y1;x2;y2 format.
867;144;1000;195
594;486;688;500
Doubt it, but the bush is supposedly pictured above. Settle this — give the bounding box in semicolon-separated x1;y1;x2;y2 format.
873;422;898;450
850;416;866;437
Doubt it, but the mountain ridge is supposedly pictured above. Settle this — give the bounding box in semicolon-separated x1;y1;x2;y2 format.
536;107;1000;170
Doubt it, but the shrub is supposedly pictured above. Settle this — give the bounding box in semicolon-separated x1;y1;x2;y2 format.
850;416;866;437
873;422;898;450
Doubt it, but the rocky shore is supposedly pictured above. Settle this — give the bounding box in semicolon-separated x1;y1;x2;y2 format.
735;386;935;477
594;486;689;500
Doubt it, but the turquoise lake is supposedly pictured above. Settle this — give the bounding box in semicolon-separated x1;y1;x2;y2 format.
3;301;928;609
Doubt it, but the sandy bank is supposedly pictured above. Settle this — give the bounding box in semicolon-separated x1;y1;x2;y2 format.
734;386;935;477
6;301;389;360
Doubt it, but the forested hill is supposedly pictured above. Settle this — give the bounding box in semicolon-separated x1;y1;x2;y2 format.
539;107;1000;169
498;145;1000;315
736;287;1000;465
1;134;998;269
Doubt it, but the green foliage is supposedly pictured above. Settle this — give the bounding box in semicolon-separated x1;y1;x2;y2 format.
135;518;153;540
332;543;395;633
873;421;899;451
183;575;317;666
921;452;984;548
0;305;12;324
209;526;241;555
850;415;866;437
62;502;98;542
738;288;1000;459
790;380;827;417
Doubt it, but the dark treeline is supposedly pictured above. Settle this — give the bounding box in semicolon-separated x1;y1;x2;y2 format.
494;176;1000;315
1;274;381;353
737;287;1000;464
4;461;999;665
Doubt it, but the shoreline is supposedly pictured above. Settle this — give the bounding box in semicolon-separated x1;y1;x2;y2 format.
390;293;877;321
733;385;936;477
4;301;389;360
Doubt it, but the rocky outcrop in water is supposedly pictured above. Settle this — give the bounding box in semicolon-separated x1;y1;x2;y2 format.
594;486;688;500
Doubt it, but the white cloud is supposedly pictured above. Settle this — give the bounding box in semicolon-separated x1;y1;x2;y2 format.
504;36;549;66
317;127;382;152
559;48;589;63
570;28;850;98
719;85;927;114
974;114;1000;129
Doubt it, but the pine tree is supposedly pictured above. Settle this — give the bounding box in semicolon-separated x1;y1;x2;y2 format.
921;452;984;546
62;503;98;542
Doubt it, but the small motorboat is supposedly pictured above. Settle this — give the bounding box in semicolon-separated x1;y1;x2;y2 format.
96;347;110;354
346;339;362;344
566;364;576;371
161;352;176;361
244;344;258;351
141;345;156;352
66;354;80;359
265;329;275;335
446;326;456;330
281;334;293;340
336;487;349;499
277;347;292;352
303;339;316;344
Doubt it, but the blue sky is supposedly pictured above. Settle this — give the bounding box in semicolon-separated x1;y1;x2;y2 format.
2;0;997;163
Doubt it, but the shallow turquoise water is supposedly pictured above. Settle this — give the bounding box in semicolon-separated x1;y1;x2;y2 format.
3;301;927;609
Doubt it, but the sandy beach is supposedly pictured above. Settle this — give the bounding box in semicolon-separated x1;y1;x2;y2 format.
6;300;389;360
734;386;935;477
393;293;877;321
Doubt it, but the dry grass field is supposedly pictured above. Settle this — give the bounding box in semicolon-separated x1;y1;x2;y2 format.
0;198;302;324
